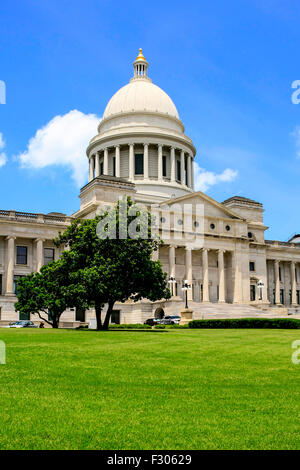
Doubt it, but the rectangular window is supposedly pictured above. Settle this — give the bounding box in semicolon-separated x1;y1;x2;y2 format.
112;157;116;177
249;261;255;272
162;155;167;177
44;248;55;265
177;160;181;181
76;307;86;323
297;290;300;305
0;274;2;295
14;275;25;295
135;154;143;175
250;285;256;301
296;267;298;282
111;310;120;324
280;289;284;304
16;246;27;265
279;267;282;282
100;162;103;176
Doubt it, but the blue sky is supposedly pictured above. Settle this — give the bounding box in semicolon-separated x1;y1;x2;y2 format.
0;0;300;240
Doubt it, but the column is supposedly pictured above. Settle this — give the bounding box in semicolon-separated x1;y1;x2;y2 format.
180;150;185;185
187;155;192;188
115;146;120;177
218;250;226;303
6;236;16;295
158;144;163;181
88;156;94;182
143;144;149;179
185;247;193;301
170;147;176;182
202;248;210;302
169;245;176;278
103;148;108;175
36;239;44;272
152;246;159;261
95;153;100;178
291;261;297;306
233;251;241;303
169;245;176;296
191;157;194;190
274;260;281;304
129;144;134;180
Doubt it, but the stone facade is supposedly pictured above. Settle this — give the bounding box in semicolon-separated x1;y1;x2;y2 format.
0;50;299;325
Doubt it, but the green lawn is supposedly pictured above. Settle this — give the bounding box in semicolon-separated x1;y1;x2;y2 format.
0;328;300;450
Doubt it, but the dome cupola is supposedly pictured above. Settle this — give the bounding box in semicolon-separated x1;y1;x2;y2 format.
132;48;149;80
86;49;196;204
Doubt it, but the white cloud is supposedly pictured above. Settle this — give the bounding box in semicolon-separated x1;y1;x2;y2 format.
18;110;100;186
0;133;7;168
194;162;238;192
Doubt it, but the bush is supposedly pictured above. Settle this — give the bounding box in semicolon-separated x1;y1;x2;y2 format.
188;318;300;329
109;323;151;329
154;324;166;329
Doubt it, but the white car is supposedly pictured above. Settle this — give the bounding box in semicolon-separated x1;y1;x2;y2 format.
8;321;38;328
161;315;181;325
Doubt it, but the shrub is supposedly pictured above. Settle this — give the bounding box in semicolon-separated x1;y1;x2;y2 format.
188;318;300;329
109;323;152;329
154;324;166;329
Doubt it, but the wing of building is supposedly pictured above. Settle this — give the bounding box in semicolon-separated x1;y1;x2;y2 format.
1;49;300;326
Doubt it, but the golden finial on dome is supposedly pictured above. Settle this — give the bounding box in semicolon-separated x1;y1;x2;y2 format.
136;48;146;62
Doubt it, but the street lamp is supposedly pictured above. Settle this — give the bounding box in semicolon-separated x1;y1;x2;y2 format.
168;276;176;297
182;279;191;309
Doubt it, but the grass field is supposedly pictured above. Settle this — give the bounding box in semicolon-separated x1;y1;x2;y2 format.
0;328;300;450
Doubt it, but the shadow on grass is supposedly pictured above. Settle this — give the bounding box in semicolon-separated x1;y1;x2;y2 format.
72;328;168;333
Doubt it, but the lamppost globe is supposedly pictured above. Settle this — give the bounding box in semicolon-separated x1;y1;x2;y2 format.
182;280;191;309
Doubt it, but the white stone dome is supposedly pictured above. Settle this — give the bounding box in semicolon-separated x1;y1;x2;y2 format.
103;79;179;120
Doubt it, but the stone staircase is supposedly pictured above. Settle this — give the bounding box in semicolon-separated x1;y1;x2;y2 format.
164;300;294;319
190;302;289;320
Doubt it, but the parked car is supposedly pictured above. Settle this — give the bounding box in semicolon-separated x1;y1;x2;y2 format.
8;321;38;328
144;318;163;326
161;315;181;325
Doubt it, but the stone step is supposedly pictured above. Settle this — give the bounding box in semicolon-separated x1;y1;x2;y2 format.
164;301;293;319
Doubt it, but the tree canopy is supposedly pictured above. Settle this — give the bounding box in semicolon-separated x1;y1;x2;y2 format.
54;197;170;329
15;258;86;328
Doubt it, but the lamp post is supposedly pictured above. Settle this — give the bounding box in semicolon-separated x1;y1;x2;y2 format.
168;276;176;297
182;279;191;309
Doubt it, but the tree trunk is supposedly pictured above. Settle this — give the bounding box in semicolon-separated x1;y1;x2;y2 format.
95;301;102;330
52;316;59;329
103;300;115;331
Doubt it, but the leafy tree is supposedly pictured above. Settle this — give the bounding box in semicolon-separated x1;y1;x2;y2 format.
55;198;170;330
15;258;86;328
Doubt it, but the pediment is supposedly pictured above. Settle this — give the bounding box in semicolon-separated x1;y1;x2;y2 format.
160;191;244;221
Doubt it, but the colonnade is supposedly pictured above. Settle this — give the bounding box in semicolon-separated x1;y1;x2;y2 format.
272;259;299;306
88;143;194;189
166;245;230;303
5;237;49;295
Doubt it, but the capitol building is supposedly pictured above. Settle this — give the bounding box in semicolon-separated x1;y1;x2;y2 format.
0;49;300;325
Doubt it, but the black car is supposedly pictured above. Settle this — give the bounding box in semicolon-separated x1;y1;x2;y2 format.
144;318;163;326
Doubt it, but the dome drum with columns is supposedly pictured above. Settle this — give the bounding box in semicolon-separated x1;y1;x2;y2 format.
86;49;196;203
